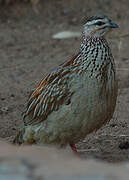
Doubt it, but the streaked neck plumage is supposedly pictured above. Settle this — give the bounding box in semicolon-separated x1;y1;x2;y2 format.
80;33;110;61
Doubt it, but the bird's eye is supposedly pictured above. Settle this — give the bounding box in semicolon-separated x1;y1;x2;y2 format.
96;21;105;26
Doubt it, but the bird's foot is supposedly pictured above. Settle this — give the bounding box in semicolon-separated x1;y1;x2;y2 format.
70;143;79;157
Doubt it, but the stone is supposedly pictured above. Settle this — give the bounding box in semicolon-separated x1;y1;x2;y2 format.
0;140;129;180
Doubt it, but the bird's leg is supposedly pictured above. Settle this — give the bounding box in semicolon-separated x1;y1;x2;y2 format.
70;143;79;157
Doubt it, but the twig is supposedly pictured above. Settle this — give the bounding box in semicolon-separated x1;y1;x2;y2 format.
116;68;129;71
78;149;98;152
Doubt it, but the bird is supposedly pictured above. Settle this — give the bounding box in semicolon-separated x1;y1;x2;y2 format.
14;14;118;156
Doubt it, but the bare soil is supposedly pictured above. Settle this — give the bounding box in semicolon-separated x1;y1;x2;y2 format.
0;0;129;163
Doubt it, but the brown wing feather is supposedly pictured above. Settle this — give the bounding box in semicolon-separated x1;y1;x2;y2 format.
23;54;80;125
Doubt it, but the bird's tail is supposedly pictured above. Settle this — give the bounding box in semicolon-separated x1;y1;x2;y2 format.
13;128;25;144
13;126;36;145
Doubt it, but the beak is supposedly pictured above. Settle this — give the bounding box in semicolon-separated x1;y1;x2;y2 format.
109;21;119;28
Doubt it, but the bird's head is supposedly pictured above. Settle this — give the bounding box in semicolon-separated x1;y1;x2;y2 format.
83;14;118;38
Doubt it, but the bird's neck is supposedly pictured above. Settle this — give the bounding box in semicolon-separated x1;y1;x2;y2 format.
81;34;108;48
80;34;109;61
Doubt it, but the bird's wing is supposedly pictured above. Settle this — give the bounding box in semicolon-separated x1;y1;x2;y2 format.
23;54;80;126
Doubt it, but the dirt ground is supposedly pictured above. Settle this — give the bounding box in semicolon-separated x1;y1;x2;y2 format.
0;0;129;163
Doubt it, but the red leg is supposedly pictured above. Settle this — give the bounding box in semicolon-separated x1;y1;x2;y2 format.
70;143;79;157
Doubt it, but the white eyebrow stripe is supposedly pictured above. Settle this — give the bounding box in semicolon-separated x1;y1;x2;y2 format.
86;19;104;26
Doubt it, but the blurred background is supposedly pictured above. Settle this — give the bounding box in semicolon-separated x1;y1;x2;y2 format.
0;0;129;162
